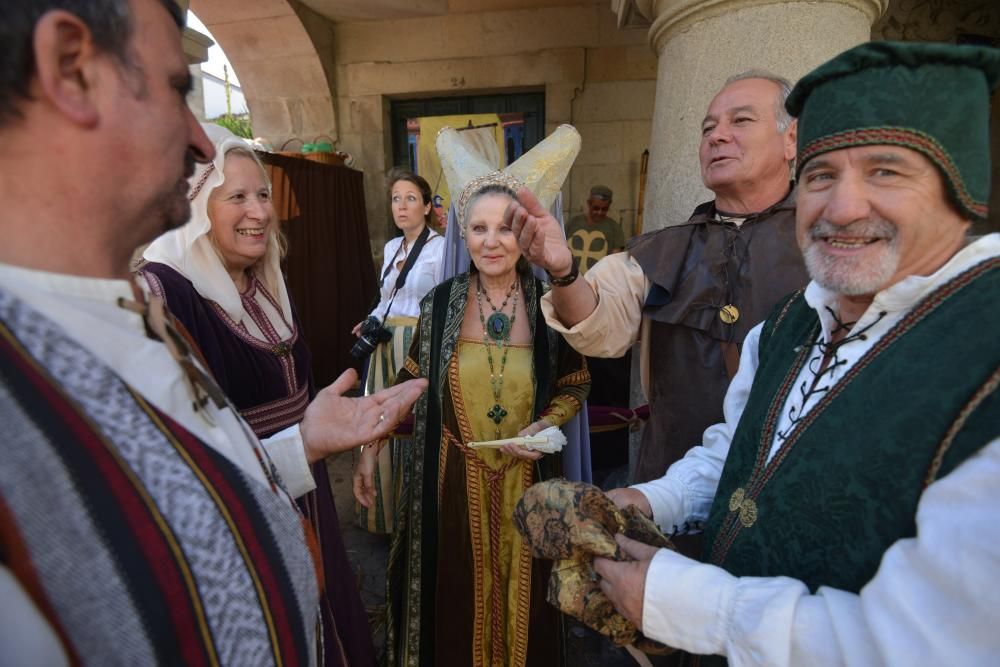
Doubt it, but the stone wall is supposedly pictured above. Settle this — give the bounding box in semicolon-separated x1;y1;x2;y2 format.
190;0;339;147
196;0;1000;258
326;0;657;259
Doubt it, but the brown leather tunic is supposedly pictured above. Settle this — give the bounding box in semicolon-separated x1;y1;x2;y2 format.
628;189;808;484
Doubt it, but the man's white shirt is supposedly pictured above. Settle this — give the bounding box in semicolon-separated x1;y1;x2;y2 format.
0;262;324;666
0;262;315;496
632;234;1000;665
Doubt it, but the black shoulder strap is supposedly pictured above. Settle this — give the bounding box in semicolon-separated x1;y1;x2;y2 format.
373;226;434;317
380;225;432;291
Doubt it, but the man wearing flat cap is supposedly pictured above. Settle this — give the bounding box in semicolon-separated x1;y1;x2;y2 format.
512;71;810;490
584;41;1000;665
565;184;625;274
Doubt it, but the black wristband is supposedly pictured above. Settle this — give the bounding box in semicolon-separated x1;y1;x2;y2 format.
547;256;579;287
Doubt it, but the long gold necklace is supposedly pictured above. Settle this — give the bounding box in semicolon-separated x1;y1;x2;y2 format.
476;275;519;438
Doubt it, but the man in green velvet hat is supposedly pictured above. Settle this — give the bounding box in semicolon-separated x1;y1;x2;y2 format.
590;41;1000;665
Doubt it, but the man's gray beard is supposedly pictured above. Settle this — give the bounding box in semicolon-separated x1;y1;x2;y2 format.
801;218;899;296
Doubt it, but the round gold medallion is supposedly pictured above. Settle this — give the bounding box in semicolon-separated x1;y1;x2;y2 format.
719;304;740;324
729;487;757;527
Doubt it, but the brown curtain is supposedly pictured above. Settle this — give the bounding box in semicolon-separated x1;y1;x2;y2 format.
261;152;377;388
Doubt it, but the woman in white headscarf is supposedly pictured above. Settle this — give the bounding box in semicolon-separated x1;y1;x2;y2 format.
142;126;305;435
140;123;376;667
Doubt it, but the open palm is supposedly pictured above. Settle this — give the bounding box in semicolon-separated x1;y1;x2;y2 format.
301;368;427;463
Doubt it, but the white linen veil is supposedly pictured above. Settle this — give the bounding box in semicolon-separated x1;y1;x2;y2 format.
143;123;293;327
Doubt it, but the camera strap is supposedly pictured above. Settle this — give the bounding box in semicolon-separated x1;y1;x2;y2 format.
375;224;433;319
387;224;432;292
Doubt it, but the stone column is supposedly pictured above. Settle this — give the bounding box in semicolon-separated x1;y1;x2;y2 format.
616;0;888;228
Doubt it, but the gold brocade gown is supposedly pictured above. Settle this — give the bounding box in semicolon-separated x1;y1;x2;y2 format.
388;271;589;667
434;339;551;667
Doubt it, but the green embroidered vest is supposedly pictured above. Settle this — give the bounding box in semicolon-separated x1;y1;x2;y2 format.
702;258;999;594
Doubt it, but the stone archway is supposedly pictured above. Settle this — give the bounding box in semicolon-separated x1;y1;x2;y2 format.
189;0;338;147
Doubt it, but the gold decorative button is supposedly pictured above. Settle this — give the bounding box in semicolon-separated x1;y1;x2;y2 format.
729;488;745;512
729;487;757;528
738;498;757;528
719;304;740;324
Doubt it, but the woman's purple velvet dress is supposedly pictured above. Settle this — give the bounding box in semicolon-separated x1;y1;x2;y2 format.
143;261;375;667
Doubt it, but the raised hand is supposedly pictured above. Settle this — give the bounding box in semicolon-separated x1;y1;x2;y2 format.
507;186;574;276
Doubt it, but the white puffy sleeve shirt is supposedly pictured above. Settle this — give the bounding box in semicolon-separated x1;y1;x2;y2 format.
630;234;1000;666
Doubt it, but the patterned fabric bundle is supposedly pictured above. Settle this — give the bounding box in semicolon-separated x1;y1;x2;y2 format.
513;479;675;654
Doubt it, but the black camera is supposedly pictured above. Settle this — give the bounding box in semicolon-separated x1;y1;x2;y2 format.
350;316;393;359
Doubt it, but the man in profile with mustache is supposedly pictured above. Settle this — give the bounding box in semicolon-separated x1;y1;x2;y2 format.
591;41;1000;665
0;0;425;663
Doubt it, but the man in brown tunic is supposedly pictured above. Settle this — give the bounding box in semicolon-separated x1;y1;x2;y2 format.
510;71;809;495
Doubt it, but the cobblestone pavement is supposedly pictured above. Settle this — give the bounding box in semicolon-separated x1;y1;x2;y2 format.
327;453;642;666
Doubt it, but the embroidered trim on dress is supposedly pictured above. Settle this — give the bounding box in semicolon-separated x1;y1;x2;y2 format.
556;369;591;389
208;275;300;395
444;425;526;667
403;357;421;378
240;382;310;436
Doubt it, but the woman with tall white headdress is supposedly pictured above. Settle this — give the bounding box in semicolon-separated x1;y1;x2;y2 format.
354;125;590;667
141;123;375;667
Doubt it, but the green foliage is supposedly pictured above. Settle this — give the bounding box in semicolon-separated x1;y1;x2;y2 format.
212;114;253;139
208;64;253;139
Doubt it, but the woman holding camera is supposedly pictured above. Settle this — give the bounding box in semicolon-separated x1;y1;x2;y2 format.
141;124;375;667
352;168;444;534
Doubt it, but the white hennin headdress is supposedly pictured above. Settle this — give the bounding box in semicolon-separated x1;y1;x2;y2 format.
143;123;292;325
437;124;581;234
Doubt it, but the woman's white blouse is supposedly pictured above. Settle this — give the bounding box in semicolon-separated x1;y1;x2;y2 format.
368;232;445;320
